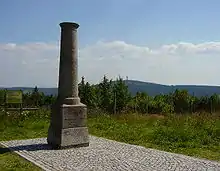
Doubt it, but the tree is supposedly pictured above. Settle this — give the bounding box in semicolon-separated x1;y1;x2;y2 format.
196;96;209;112
98;75;114;113
79;76;86;104
150;94;174;114
134;92;149;114
79;77;98;108
113;77;131;113
30;86;41;107
172;89;190;113
208;94;220;113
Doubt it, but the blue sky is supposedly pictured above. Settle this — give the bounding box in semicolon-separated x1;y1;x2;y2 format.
1;0;220;46
1;0;220;87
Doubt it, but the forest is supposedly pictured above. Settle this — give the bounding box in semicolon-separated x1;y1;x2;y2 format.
1;75;220;115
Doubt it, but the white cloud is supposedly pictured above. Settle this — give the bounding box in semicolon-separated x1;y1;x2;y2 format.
0;41;220;87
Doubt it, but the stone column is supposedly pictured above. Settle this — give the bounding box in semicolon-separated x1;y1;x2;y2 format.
47;22;89;149
58;22;80;105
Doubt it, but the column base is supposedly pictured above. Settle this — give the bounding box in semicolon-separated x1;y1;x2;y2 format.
47;102;89;149
64;97;80;105
47;127;89;149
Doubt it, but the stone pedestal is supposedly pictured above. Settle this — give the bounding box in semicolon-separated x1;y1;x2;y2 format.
47;22;89;149
47;103;89;149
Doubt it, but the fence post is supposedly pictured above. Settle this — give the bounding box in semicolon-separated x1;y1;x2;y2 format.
114;91;116;115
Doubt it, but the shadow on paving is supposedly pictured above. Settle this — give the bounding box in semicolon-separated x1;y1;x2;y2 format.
0;143;52;154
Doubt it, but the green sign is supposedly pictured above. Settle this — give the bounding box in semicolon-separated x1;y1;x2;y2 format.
5;90;22;104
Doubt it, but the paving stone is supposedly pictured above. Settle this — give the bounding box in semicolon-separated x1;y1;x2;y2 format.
1;135;220;171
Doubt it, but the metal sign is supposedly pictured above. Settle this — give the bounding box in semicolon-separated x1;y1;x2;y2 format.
5;90;22;104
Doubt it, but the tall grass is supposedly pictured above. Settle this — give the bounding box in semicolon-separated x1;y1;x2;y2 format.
150;113;220;147
0;108;220;161
88;111;220;160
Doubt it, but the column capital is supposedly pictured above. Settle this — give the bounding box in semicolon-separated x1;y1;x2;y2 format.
59;22;79;29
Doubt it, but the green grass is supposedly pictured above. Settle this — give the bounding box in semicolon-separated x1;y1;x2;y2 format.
0;149;41;171
0;109;49;171
0;109;220;170
88;113;220;161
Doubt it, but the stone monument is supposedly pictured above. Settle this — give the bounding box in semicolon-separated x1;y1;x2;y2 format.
47;22;89;149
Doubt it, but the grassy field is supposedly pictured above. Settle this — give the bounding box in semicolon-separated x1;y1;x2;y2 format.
0;109;220;170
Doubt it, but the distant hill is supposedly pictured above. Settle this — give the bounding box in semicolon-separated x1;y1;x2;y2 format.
124;80;220;97
1;80;220;97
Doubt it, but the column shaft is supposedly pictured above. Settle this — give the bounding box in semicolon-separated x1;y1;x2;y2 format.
58;22;80;105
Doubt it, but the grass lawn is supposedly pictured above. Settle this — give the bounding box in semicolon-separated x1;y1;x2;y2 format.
0;109;220;170
0;149;41;171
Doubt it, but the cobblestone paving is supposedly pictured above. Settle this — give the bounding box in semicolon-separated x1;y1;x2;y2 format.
1;136;220;171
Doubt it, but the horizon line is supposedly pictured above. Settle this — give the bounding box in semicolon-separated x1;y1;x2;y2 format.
1;79;220;88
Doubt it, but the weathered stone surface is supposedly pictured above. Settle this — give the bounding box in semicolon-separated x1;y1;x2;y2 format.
62;119;87;128
61;127;89;147
57;22;80;105
47;22;89;149
61;104;87;120
62;104;87;128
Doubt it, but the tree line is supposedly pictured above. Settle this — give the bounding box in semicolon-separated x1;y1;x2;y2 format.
1;75;220;114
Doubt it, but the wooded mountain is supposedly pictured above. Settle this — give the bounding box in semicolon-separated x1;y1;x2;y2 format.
1;80;220;97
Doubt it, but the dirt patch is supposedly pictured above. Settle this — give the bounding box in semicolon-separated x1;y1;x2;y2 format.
148;114;165;119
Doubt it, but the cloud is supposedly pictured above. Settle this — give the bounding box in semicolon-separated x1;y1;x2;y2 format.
157;42;220;55
0;41;220;87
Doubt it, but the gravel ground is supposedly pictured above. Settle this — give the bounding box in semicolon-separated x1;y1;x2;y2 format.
1;136;220;171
